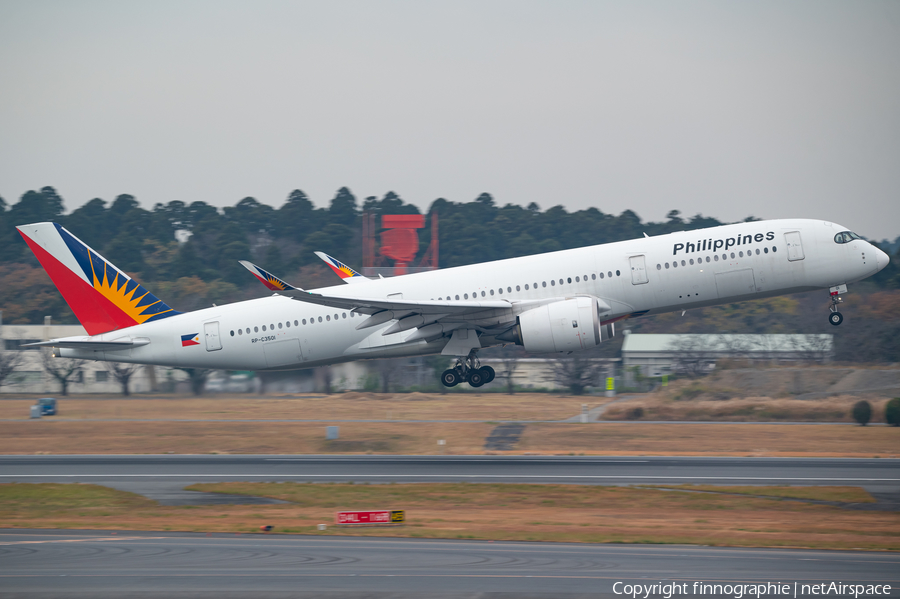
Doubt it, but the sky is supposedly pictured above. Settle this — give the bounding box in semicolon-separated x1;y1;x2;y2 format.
1;0;898;240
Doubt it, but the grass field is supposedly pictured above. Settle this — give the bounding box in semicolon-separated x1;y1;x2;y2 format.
1;482;896;551
1;419;897;456
0;393;603;422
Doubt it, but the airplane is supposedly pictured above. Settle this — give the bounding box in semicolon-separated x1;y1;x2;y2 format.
16;219;890;388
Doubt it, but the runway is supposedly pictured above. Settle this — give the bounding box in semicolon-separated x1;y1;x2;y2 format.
1;529;897;598
1;455;898;505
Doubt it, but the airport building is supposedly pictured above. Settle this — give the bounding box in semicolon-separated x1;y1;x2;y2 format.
621;333;834;378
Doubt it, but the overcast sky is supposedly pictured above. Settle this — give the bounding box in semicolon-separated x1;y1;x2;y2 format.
1;1;898;239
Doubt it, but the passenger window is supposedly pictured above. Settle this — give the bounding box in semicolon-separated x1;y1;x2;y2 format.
524;284;529;290
318;316;323;322
706;256;710;263
764;247;769;254
559;279;563;285
739;251;743;257
567;277;572;284
755;249;760;255
730;253;735;259
278;322;283;329
230;330;234;336
302;319;307;325
464;293;468;299
542;282;547;287
498;288;502;295
665;263;670;269
608;271;613;278
238;329;243;335
262;325;267;331
575;276;580;282
600;272;604;279
507;287;512;293
246;328;250;334
681;260;686;266
481;291;486;297
615;270;620;276
657;264;661;270
490;289;495;295
326;315;331;321
516;285;521;291
772;246;777;253
551;280;556;286
254;326;259;332
714;255;719;261
591;274;596;280
672;261;677;268
690;259;694;265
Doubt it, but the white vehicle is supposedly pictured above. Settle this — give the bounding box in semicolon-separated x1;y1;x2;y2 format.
17;219;889;387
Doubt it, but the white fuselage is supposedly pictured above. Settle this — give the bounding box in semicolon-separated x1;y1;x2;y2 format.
60;219;884;369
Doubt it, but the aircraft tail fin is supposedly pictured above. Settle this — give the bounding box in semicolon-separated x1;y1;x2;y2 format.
314;251;369;284
238;260;301;291
17;222;181;336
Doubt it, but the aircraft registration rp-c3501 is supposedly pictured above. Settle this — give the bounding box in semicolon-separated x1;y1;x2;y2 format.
17;219;890;388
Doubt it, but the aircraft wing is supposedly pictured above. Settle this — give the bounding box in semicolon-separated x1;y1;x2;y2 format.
287;288;511;316
314;252;370;284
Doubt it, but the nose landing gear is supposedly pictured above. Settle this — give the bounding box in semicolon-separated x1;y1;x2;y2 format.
828;284;847;326
440;349;495;388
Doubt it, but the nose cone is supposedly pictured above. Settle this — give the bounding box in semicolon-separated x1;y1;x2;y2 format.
876;247;890;272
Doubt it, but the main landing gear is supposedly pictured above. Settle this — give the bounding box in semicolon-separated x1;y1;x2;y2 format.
828;284;847;326
441;349;495;388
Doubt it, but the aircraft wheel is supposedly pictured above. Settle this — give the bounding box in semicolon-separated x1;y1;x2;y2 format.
829;311;843;326
468;370;485;388
480;366;495;383
441;369;461;387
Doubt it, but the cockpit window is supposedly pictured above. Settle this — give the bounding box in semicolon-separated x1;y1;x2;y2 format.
834;231;861;244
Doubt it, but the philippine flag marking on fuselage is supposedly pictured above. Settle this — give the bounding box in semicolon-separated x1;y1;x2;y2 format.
181;333;200;347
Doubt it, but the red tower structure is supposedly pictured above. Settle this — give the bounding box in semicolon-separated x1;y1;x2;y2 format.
362;212;438;277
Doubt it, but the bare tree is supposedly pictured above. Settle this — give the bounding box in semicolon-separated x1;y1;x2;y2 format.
667;335;718;378
40;350;87;396
374;359;402;394
495;357;520;394
788;334;832;364
0;351;24;389
176;367;211;395
550;355;598;395
105;362;140;396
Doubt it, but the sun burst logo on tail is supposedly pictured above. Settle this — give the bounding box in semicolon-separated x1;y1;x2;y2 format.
89;258;177;325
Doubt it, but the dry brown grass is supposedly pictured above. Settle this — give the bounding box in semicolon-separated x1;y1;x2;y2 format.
517;423;900;457
604;370;899;422
0;393;605;422
643;485;877;503
0;419;896;457
603;394;896;422
2;482;897;550
0;421;493;454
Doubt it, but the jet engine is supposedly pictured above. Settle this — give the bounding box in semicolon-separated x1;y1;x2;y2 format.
498;297;602;353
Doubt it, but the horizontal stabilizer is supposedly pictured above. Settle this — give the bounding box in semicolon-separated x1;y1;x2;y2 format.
24;337;150;351
314;252;370;284
239;260;301;292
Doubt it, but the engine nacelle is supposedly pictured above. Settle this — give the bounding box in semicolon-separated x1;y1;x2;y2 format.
507;297;602;353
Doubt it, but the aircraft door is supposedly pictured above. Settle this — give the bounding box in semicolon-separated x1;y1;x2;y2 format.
629;255;648;285
204;321;222;351
784;231;805;261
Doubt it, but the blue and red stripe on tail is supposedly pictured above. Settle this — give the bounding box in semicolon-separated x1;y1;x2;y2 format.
17;222;180;336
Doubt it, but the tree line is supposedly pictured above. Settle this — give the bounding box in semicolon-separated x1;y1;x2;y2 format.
1;185;899;362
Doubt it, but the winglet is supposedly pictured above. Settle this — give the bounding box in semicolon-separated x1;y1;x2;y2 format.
239;260;300;291
314;252;369;284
